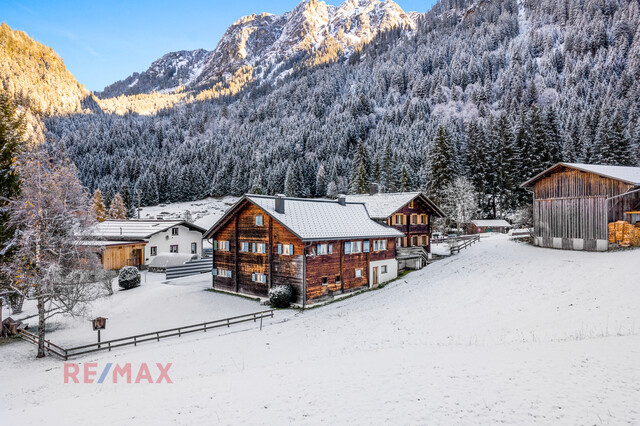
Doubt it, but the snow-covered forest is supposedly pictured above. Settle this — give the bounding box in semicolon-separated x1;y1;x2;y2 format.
46;0;640;218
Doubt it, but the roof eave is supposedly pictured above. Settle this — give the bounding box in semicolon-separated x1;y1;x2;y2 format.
521;162;640;188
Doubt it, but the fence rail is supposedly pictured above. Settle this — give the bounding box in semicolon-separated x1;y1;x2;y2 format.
165;258;213;280
449;234;481;254
18;310;274;360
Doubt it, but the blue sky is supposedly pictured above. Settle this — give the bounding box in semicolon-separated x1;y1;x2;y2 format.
2;0;437;92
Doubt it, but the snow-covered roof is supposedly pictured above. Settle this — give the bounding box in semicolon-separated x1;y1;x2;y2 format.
346;192;445;219
88;220;206;240
472;220;512;228
207;195;404;241
149;253;197;268
79;240;148;246
521;163;640;187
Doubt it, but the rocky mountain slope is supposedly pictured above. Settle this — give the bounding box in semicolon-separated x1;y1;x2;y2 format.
96;49;211;99
96;0;417;98
0;23;98;116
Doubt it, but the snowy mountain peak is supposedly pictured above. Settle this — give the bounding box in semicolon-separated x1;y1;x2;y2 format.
98;0;417;97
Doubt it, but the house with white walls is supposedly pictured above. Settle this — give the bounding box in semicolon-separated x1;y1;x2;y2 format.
90;219;207;267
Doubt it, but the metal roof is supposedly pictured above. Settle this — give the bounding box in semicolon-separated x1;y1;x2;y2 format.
345;192;445;219
88;220;206;240
471;220;512;227
521;163;640;188
206;195;404;241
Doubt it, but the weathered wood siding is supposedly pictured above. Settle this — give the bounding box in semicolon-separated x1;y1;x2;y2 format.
387;197;432;250
532;167;637;250
102;243;146;270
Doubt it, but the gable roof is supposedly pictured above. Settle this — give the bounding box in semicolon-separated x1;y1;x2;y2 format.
88;219;206;240
521;163;640;188
205;195;404;242
345;192;446;219
471;220;512;228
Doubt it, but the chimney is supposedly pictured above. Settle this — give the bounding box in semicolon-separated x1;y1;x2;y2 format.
275;194;285;214
337;194;346;206
369;183;378;196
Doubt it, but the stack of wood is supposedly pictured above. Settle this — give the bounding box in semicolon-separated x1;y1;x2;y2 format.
608;221;640;247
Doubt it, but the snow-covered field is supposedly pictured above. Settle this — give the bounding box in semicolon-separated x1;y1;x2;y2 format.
138;196;239;230
1;235;639;424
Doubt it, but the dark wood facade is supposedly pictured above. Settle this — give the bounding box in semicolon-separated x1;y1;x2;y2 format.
385;196;434;251
523;165;640;251
208;200;397;305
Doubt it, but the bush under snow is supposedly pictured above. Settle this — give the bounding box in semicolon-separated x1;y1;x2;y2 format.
269;285;294;308
118;266;141;290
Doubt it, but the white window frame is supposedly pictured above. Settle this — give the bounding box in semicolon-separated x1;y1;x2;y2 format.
279;244;294;255
381;265;388;274
170;244;178;253
351;241;362;254
255;215;264;226
253;243;266;254
317;243;328;255
240;242;250;252
216;240;229;251
171;227;179;236
191;242;197;254
251;272;267;283
355;269;363;278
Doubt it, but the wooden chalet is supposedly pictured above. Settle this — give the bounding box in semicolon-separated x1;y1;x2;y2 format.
347;190;445;269
203;194;404;306
466;219;512;234
521;163;640;251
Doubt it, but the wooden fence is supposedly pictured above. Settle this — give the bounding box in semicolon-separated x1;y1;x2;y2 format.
18;310;274;360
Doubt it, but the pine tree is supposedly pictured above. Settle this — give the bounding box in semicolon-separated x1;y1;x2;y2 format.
315;164;327;198
0;92;25;258
108;193;127;219
425;125;459;203
350;140;370;194
90;189;107;222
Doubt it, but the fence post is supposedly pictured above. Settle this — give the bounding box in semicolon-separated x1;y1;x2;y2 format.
260;312;263;331
157;332;160;342
134;336;137;347
108;342;111;352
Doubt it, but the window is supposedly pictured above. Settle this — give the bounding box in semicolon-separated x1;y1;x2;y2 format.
373;239;387;251
255;215;264;226
421;214;428;224
191;242;197;254
317;244;328;255
171;228;179;236
381;265;388;274
397;237;402;248
253;243;266;254
411;236;418;246
277;244;294;255
251;272;267;283
351;241;362;253
408;201;414;209
240;242;250;252
411;214;417;225
422;236;428;245
321;277;328;286
150;246;157;256
215;240;229;251
214;268;232;278
335;275;341;284
355;269;362;278
363;240;370;253
170;245;178;253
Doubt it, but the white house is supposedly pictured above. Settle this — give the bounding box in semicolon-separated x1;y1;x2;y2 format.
91;220;207;265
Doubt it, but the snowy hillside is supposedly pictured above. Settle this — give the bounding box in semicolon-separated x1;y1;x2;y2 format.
138;196;239;230
2;236;639;424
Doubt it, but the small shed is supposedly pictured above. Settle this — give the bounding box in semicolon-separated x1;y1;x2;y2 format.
467;220;512;234
521;162;640;251
80;240;148;270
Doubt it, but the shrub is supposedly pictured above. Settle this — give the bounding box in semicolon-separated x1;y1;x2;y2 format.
118;266;140;290
269;284;294;308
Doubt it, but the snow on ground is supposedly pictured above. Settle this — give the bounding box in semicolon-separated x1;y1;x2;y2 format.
138;196;239;230
1;235;640;424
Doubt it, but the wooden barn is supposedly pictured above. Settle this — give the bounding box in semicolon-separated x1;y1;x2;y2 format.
466;219;512;234
521;163;640;251
203;194;404;306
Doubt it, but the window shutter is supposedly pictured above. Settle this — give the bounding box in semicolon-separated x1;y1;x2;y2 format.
289;244;294;255
212;268;218;276
262;275;267;284
317;244;321;254
344;241;351;254
252;243;256;252
277;244;282;254
363;240;370;253
328;243;333;254
214;240;218;250
252;273;256;281
227;270;232;278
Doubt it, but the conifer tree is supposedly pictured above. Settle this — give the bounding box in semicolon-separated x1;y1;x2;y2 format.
425;125;459;203
108;193;127;219
90;189;107;222
350;141;370;194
